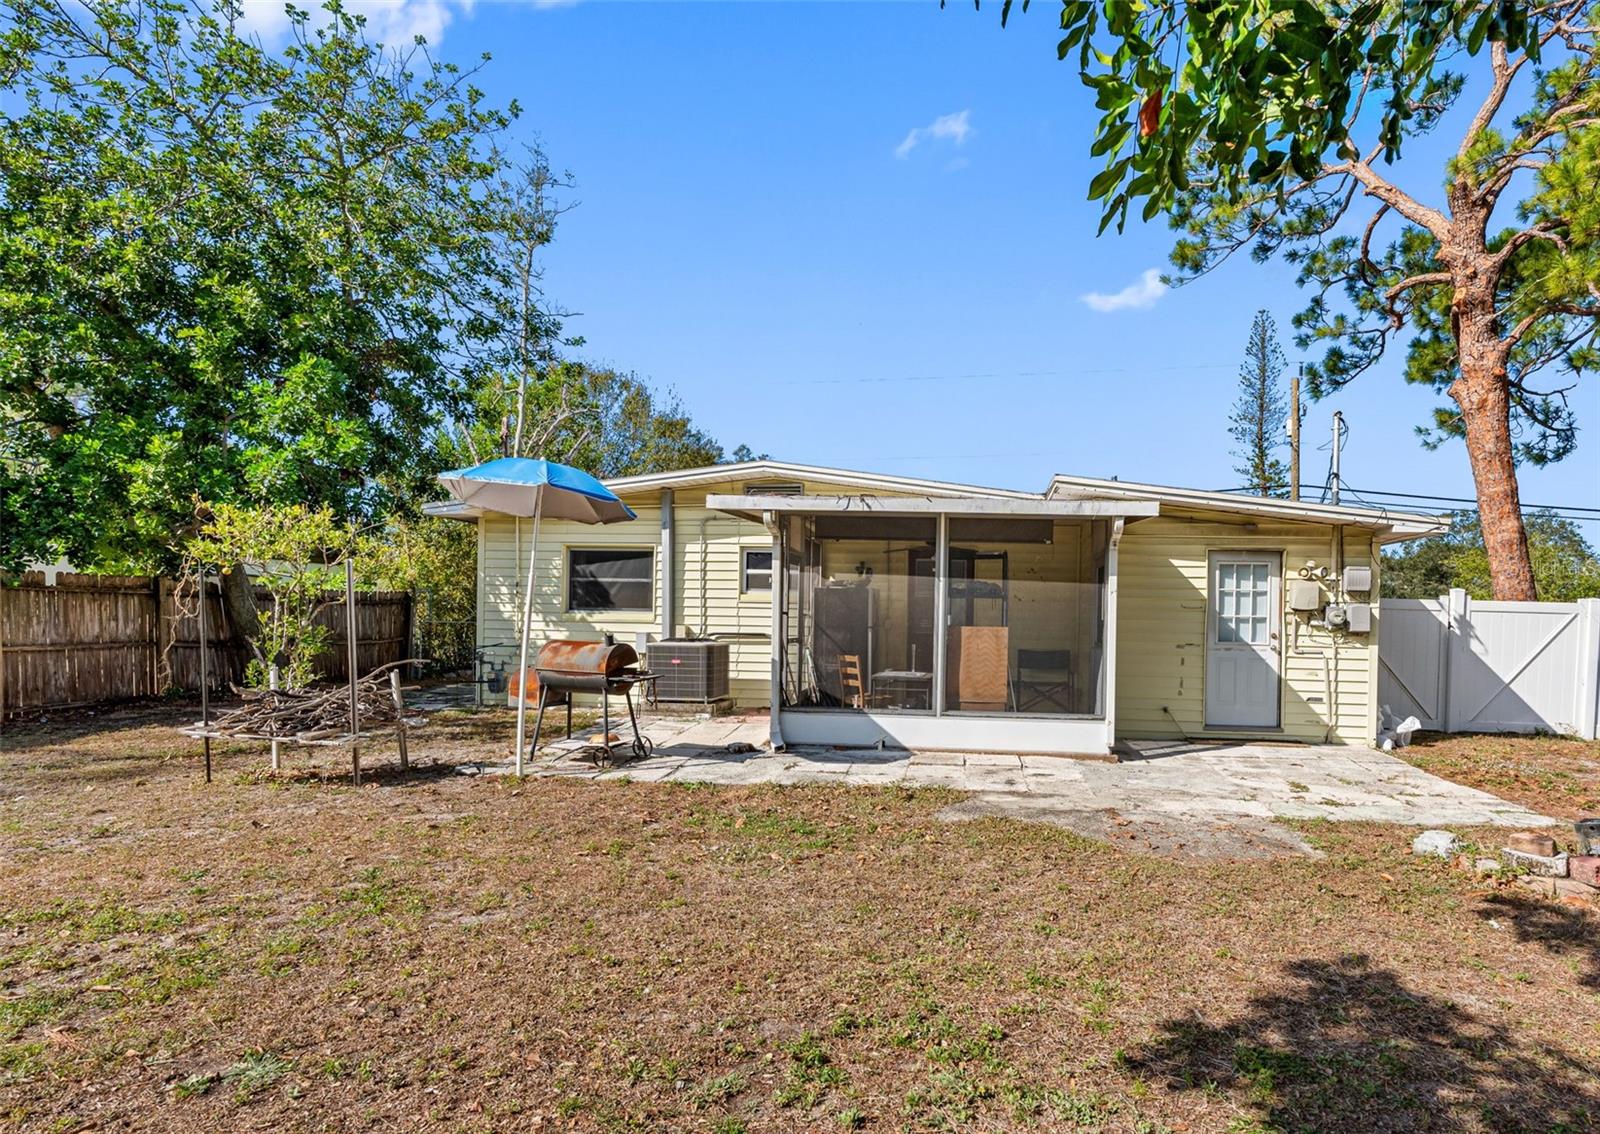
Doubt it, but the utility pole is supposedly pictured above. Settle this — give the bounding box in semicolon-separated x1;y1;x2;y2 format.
1330;409;1344;506
1288;365;1302;502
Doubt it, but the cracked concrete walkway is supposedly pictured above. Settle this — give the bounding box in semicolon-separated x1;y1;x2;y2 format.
523;714;1553;850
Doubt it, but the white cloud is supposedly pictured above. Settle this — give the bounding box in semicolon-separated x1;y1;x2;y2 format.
895;109;973;159
236;0;473;48
1080;268;1168;313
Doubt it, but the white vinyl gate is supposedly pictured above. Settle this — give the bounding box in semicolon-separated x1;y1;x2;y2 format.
1379;591;1600;739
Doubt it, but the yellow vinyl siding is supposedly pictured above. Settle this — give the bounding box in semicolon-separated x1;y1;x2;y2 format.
478;504;665;657
479;476;918;707
674;509;773;705
1114;515;1378;744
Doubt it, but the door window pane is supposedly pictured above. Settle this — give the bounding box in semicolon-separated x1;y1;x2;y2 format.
1216;560;1271;644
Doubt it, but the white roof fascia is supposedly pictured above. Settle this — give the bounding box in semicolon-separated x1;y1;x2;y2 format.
707;494;1160;521
421;500;483;522
1047;474;1446;537
603;460;1038;500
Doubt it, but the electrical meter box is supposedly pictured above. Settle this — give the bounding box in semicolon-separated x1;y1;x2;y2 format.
1342;565;1374;593
1288;579;1323;612
1345;603;1372;633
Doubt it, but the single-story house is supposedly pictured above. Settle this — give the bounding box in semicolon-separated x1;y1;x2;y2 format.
425;460;1445;756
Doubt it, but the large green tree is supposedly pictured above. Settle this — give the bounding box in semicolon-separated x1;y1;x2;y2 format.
0;0;521;598
1383;509;1600;600
976;0;1598;599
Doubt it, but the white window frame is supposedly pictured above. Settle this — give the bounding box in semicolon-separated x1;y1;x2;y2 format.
742;547;773;593
565;546;655;613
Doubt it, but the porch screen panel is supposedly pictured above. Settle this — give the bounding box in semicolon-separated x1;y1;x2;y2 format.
781;515;937;713
943;518;1108;716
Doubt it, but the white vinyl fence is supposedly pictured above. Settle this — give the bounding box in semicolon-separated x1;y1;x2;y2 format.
1378;591;1600;739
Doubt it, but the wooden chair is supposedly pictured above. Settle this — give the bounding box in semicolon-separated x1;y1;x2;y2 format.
1013;649;1074;713
838;653;865;709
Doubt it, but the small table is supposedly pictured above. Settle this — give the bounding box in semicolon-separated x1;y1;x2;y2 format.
871;669;933;710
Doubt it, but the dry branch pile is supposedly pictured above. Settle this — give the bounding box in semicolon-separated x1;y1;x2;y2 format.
179;660;426;746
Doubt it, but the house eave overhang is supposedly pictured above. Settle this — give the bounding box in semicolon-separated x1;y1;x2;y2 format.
604;460;1038;500
1046;474;1447;542
706;493;1161;522
421;500;483;522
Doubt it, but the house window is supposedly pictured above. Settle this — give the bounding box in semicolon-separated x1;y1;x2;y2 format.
743;549;773;592
567;548;653;612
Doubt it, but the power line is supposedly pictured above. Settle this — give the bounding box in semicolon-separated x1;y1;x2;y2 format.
780;363;1236;386
1342;485;1600;516
864;451;1060;462
1209;483;1599;522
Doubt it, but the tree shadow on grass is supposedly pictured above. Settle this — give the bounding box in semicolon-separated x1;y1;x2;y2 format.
1478;892;1599;990
1123;953;1596;1133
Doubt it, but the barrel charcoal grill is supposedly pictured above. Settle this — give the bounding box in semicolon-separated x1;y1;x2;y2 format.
529;640;658;765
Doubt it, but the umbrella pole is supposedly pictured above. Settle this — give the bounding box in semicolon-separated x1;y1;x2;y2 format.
512;486;545;775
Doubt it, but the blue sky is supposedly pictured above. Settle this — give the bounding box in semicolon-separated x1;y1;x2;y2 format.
257;1;1598;526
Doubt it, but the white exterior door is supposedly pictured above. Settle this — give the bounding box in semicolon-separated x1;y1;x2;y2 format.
1205;553;1281;728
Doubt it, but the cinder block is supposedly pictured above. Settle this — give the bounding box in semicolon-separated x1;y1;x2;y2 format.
1501;848;1569;877
1506;831;1558;857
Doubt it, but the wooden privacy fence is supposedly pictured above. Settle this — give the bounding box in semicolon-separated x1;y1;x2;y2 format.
1379;591;1600;739
0;572;413;718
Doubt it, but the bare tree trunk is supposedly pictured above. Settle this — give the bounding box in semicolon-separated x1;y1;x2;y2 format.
218;563;265;677
1450;307;1536;600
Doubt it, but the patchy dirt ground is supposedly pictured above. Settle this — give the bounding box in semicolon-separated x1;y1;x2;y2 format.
1398;732;1600;822
2;704;1597;1133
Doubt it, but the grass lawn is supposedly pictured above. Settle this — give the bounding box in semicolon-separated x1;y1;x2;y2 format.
1;705;1597;1133
1397;733;1600;822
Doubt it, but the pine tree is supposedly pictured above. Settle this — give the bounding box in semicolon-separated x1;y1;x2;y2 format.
1228;311;1290;497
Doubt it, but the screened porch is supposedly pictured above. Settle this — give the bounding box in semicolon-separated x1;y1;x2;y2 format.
706;494;1157;755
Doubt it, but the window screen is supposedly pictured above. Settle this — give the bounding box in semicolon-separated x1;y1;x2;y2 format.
567;548;653;611
743;549;773;592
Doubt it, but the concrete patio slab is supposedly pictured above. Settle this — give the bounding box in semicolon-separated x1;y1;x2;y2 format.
522;713;1555;856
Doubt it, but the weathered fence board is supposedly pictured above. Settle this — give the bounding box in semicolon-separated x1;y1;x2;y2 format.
1379;591;1600;739
0;573;412;717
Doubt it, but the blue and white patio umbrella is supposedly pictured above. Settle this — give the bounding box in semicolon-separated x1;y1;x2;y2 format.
438;458;637;773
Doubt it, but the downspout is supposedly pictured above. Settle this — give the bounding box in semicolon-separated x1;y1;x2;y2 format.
698;513;711;636
660;490;675;640
1103;517;1124;753
475;514;488;707
763;510;785;751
